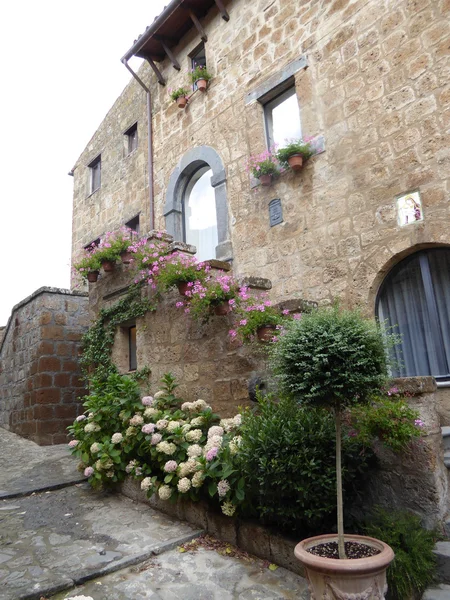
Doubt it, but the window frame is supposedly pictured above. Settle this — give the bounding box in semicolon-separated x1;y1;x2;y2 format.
376;249;450;382
124;122;138;156
128;325;137;372
125;214;140;235
263;85;301;150
88;155;101;195
189;43;207;92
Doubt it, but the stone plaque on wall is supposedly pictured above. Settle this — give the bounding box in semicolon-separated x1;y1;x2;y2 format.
269;199;283;227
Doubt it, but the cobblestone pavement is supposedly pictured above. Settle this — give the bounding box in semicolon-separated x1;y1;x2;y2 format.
0;427;309;600
0;428;84;499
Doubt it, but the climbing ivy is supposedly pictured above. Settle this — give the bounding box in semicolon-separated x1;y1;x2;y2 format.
80;284;155;384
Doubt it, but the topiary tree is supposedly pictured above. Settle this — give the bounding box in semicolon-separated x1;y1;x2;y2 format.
270;305;392;558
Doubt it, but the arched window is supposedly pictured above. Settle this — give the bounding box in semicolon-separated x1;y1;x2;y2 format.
183;167;218;262
376;249;450;381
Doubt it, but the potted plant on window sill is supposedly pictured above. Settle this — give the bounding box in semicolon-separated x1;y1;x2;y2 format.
189;64;212;93
169;87;190;109
276;138;315;172
155;252;208;296
73;253;102;284
246;150;280;186
186;273;240;322
270;306;396;598
231;301;286;343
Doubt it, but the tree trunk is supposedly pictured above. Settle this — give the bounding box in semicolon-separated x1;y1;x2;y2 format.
335;405;347;559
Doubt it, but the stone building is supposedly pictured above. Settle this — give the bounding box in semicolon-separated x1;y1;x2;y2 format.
70;0;450;418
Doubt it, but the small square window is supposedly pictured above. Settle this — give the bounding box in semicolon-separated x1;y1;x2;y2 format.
124;123;138;155
264;86;301;149
190;43;206;91
125;215;140;235
88;155;101;194
84;238;100;251
129;326;137;371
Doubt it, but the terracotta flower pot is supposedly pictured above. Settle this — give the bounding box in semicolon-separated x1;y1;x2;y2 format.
195;78;208;92
176;96;188;109
177;281;191;296
294;534;394;600
258;174;273;186
101;260;116;272
214;301;230;316
87;271;99;283
121;251;133;265
256;325;277;342
287;154;304;171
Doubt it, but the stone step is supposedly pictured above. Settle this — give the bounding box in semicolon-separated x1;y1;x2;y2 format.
434;542;450;585
422;584;450;599
441;427;450;452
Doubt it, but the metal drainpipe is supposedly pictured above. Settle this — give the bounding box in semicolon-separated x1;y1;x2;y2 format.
122;59;155;231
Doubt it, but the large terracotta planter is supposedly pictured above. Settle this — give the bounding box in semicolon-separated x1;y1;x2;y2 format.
294;534;394;600
101;260;116;272
87;271;99;283
258;174;273;186
176;96;188;109
195;78;208;92
287;154;304;171
256;325;277;342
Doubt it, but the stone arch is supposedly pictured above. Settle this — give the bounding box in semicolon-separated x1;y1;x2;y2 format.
367;242;450;312
163;146;232;262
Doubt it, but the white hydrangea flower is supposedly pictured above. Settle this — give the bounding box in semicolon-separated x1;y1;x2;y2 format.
221;501;236;517
181;401;194;412
126;460;138;473
189;416;204;427
95;460;103;471
156;441;177;455
126;426;137;437
229;436;242;456
84;423;100;433
106;471;114;478
193;399;208;410
130;414;144;426
192;471;205;488
156;419;169;430
177;477;191;493
167;420;181;433
90;442;101;454
141;477;152;491
154;390;166;399
181;423;192;434
205;436;223;453
208;426;224;439
144;407;159;418
158;485;173;500
111;432;123;444
220;418;235;433
187;444;202;458
185;429;202;443
233;414;242;427
217;479;230;498
151;433;162;445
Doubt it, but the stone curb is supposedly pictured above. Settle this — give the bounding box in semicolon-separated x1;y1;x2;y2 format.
16;529;204;600
0;477;87;500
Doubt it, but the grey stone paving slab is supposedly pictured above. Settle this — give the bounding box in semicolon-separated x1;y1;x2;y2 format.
0;484;202;600
423;584;450;599
50;546;310;600
0;428;84;498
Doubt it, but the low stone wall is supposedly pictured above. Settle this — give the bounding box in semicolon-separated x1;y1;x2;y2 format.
120;477;305;577
0;287;89;445
364;377;450;529
437;387;450;427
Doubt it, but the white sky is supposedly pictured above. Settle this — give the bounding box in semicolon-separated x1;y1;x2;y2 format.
0;1;167;325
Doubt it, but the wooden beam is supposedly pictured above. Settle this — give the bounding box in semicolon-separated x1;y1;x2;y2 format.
143;55;166;86
214;0;230;21
160;40;181;71
188;9;207;42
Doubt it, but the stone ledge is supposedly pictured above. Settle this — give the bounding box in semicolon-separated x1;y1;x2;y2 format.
277;298;318;313
239;276;272;290
168;241;197;255
205;259;231;272
392;376;437;395
119;477;305;577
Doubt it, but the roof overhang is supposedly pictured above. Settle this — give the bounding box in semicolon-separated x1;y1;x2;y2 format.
121;0;230;64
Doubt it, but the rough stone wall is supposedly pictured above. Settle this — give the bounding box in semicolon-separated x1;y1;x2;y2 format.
0;288;89;445
71;0;450;312
365;377;450;528
89;262;269;417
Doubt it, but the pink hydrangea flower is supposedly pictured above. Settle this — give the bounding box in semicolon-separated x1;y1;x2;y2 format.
206;447;219;461
84;466;94;477
142;423;156;434
164;460;178;472
142;396;154;406
76;415;87;422
68;440;78;448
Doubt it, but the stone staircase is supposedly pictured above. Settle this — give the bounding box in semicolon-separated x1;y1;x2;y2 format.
423;428;450;599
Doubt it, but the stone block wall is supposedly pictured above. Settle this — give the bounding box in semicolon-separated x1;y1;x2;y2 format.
71;0;450;312
0;288;89;445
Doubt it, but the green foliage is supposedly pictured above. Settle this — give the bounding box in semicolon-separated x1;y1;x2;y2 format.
276;139;314;167
364;508;438;599
170;87;189;101
80;285;154;383
270;305;392;410
233;304;284;343
236;396;372;535
188;273;240;322
189;64;212;84
73;252;102;280
351;397;423;453
155;253;208;291
67;373;144;487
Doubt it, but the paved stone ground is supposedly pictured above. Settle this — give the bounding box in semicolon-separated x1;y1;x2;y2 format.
0;428;84;499
0;428;310;600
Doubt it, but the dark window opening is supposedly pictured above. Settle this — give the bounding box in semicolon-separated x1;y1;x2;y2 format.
88;155;101;194
129;326;137;371
125;123;138;155
125;215;140;235
84;237;100;251
376;248;450;382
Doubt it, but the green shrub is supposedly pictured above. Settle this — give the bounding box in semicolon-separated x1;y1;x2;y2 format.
364;509;438;600
236;396;373;535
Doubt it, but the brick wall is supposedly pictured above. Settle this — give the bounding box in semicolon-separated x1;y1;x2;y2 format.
0;288;89;445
